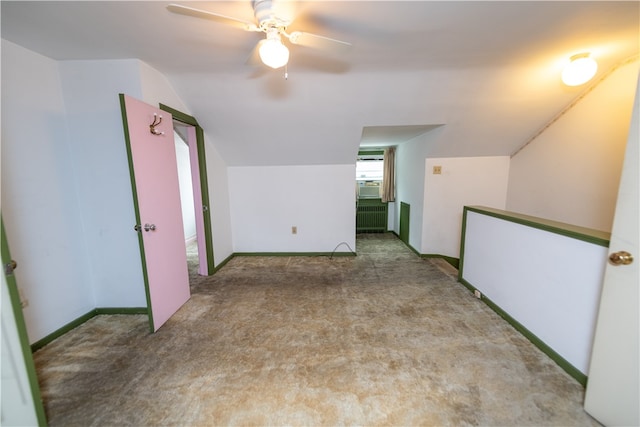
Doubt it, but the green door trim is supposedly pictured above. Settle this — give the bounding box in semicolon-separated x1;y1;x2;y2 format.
160;103;215;275
119;94;155;332
1;217;48;426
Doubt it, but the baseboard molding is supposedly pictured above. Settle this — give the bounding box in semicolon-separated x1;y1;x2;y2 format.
212;253;235;274
421;254;460;269
31;307;147;352
234;252;356;257
458;278;587;386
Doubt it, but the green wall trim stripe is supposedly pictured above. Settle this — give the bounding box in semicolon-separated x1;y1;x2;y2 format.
465;206;610;247
399;202;410;245
2;217;48;426
421;254;460;269
30;308;147;353
458;277;587;386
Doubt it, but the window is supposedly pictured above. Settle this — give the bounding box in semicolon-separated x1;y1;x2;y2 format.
356;151;384;199
356;152;384;182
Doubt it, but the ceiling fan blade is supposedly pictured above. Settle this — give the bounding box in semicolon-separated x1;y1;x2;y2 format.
287;31;351;52
246;39;267;67
166;4;259;32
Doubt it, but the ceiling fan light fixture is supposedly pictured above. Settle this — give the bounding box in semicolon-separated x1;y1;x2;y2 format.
259;37;289;69
562;53;597;86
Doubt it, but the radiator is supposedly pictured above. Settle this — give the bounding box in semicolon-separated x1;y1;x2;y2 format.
356;200;388;232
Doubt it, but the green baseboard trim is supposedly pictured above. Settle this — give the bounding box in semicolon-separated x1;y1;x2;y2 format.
458;278;587;386
31;307;148;352
208;249;358;275
94;307;148;315
31;309;95;352
395;236;420;257
212;253;235;273
234;252;356;257
421;254;460;269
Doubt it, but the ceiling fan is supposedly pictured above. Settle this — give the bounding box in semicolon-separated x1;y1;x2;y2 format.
167;1;351;69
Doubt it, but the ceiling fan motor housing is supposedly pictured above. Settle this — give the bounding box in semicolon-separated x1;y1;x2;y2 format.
253;0;289;30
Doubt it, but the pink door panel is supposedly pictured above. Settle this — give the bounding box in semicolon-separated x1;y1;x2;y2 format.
121;94;190;332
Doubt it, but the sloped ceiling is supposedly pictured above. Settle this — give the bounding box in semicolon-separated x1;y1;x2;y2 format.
2;1;638;166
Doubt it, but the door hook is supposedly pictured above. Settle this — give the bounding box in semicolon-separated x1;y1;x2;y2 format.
149;113;165;136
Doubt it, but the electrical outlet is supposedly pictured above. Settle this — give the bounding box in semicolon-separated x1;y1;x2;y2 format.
433;165;442;174
291;226;297;235
474;290;482;299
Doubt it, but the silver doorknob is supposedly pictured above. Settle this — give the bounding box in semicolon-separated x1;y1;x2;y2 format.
144;223;156;232
609;251;633;266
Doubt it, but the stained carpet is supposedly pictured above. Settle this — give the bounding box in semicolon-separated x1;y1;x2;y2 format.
33;233;600;426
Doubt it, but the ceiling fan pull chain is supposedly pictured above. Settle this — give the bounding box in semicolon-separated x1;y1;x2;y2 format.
284;64;288;80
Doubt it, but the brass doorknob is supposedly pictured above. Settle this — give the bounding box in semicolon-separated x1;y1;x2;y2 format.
4;260;17;275
609;251;634;266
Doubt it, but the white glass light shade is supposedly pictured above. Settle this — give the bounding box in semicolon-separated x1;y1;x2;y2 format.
259;39;290;69
562;54;598;86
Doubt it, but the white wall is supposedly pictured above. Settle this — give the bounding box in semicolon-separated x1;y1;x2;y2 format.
174;133;197;241
1;40;95;342
507;60;640;232
58;59;147;309
205;139;234;266
423;156;510;257
395;129;441;250
1;41;218;342
228;165;355;253
139;61;188;113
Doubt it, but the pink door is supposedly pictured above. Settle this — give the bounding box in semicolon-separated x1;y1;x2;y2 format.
120;94;190;332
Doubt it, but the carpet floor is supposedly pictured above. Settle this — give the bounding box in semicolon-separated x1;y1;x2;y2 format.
33;233;600;426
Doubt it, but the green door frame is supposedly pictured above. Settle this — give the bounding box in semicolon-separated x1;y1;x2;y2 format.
159;103;215;274
1;217;48;426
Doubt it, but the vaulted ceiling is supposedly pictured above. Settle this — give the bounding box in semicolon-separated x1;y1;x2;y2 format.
2;1;638;166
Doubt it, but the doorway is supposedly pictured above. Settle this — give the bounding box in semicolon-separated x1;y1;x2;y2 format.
356;150;388;233
173;124;199;274
160;104;214;276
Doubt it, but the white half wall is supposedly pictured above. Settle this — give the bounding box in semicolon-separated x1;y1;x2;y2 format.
507;60;640;232
461;209;607;374
228;165;356;253
423;156;510;258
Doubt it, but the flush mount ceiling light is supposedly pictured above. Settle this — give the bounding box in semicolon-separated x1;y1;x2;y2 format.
562;53;598;86
259;28;290;69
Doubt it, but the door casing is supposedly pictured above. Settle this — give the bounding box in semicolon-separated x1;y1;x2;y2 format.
160;103;214;275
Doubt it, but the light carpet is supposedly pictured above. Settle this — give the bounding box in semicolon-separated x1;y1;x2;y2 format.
33;233;600;426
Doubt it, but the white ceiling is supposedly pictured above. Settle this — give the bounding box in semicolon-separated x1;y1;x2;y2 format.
2;1;639;166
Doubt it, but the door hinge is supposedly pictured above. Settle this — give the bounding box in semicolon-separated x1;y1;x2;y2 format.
203;205;209;212
4;260;17;275
134;224;142;232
